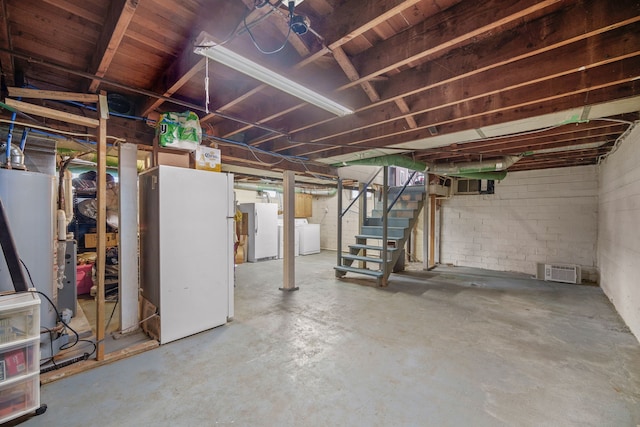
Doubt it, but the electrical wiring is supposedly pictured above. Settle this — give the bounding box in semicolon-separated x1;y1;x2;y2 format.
104;300;119;333
597;120;638;164
205;134;308;162
19;259;96;361
244;10;292;55
247;148;285;166
0;118;126;153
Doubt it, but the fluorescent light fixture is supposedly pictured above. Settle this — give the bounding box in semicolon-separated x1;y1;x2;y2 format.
194;39;353;117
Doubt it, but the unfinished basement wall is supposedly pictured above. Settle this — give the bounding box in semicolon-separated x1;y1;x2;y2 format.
311;190;372;251
439;166;599;280
598;124;640;340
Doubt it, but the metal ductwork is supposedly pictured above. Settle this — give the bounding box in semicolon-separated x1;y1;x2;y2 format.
429;156;520;176
334;154;428;172
334;154;519;180
234;181;337;196
0;142;26;169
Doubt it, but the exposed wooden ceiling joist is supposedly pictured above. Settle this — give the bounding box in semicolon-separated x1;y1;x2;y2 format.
1;0;637;177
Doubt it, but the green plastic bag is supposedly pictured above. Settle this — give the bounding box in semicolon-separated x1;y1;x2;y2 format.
156;111;202;150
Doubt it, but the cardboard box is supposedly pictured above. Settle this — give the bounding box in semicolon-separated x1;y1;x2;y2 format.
157;151;191;168
84;233;118;248
193;146;221;172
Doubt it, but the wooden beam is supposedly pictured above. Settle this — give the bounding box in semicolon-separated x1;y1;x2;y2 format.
199;1;426;139
95;91;109;361
297;83;640;159
418;125;626;160
0;0;13;86
8;87;99;102
315;0;423;51
40;340;159;384
394;98;417;129
218;144;335;176
375;1;640;107
346;0;562;89
40;0;103;24
278;28;640;152
235;0;640;149
332;46;380;102
4;99;99;127
140;0;250;116
141;55;205;117
87;0;138;93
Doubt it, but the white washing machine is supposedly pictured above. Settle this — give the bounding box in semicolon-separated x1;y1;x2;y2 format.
297;219;321;255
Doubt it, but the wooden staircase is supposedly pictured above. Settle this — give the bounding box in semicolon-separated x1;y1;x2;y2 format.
334;185;425;286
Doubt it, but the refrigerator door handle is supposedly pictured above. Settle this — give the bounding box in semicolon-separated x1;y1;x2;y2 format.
255;209;259;235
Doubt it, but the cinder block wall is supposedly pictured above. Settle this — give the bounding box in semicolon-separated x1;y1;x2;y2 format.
598;124;640;340
310;190;372;251
439;166;599;280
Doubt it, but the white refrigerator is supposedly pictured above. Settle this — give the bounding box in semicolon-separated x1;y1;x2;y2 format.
139;166;234;344
239;203;278;262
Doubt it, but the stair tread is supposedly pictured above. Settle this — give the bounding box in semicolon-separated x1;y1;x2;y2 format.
341;254;384;263
355;234;400;240
334;266;384;278
362;226;406;230
349;244;397;251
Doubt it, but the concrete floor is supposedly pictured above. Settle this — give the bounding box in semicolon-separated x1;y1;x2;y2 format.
22;251;640;426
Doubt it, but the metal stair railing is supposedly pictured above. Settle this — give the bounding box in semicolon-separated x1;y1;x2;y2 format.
337;168;382;272
387;170;417;213
336;167;424;286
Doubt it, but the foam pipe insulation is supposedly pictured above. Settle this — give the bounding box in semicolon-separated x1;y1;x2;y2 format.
334;154;519;180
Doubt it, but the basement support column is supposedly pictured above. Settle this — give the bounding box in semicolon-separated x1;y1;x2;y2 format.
423;175;430;270
96;91;109;360
118;143;138;333
381;166;388;287
428;193;436;269
336;178;343;273
280;170;298;292
358;182;366;269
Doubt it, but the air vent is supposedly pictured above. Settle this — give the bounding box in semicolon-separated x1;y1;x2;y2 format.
544;264;581;284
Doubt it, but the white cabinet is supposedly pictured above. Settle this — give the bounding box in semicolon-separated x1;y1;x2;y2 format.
0;292;41;424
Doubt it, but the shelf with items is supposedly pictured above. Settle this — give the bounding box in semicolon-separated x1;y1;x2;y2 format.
0;292;41;424
69;171;119;253
0;338;40;387
0;373;40;423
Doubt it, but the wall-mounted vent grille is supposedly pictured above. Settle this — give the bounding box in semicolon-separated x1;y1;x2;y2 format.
544;264;581;284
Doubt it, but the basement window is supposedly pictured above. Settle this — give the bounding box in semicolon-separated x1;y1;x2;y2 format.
455;179;495;195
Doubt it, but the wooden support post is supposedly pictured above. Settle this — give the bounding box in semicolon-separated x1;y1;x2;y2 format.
358;182;366;269
429;194;436;269
280;170;298;292
95;91;109;360
336;178;343;275
381;166;388;287
423;176;429;270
